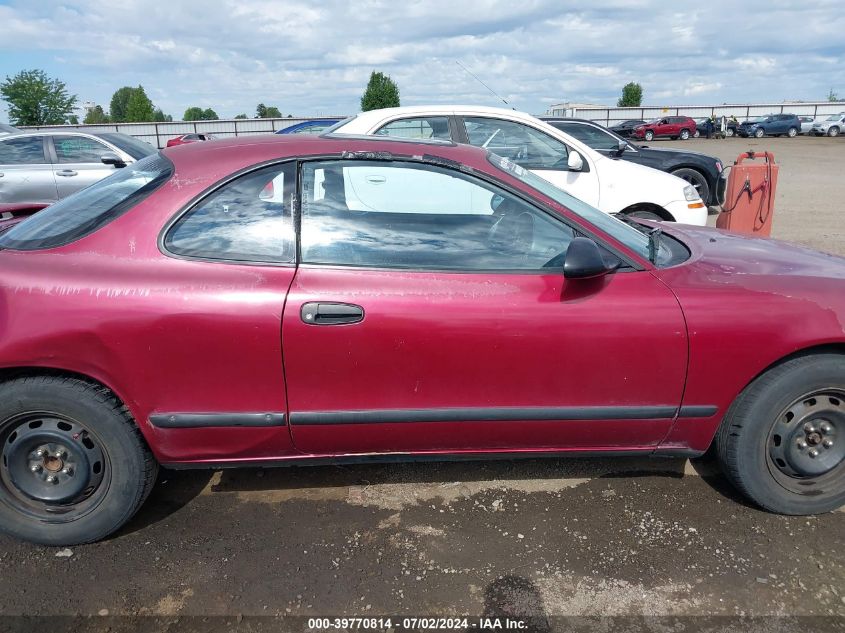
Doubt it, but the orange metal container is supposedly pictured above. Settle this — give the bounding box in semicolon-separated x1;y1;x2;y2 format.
717;151;778;236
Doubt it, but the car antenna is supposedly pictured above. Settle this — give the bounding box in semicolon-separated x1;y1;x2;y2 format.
455;60;516;110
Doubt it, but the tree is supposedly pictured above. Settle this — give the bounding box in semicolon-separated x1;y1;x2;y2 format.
153;108;172;122
256;103;282;118
617;82;643;107
829;88;840;102
234;113;248;119
84;105;110;124
109;86;135;123
360;71;400;111
183;106;217;121
124;85;155;122
0;69;78;125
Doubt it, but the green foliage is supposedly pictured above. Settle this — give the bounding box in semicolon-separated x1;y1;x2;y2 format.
124;86;155;122
829;88;839;102
617;82;643;107
360;71;400;112
153;108;172;122
109;86;135;123
234;113;248;119
256;103;282;118
84;105;110;124
0;69;78;125
183;106;217;121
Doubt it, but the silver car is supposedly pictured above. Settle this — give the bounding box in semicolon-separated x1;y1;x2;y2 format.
0;131;156;204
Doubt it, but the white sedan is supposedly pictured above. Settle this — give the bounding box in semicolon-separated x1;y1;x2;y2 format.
330;105;708;225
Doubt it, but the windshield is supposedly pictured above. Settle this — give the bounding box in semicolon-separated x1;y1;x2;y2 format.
486;153;674;266
0;154;172;250
746;117;765;123
826;114;844;121
97;133;157;160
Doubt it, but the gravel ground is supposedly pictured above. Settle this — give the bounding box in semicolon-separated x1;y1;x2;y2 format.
0;134;843;631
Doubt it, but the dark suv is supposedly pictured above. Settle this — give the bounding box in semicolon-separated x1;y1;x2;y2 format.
542;118;725;207
738;114;801;138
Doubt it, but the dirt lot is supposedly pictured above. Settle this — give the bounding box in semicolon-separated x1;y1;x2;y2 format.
0;135;843;631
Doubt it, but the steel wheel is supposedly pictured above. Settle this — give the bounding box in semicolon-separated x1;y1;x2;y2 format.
0;413;109;523
767;390;845;494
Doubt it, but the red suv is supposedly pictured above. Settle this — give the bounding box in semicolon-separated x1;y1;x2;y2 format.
632;116;697;141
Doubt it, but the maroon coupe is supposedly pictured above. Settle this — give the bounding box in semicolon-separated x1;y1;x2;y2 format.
0;134;843;545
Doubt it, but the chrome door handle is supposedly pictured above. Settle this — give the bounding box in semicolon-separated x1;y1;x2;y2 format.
56;170;78;177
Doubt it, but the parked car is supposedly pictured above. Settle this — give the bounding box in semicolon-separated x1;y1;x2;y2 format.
542;118;724;207
0;131;156;204
608;119;645;138
166;133;215;147
799;116;816;135
809;113;845;137
276;119;341;135
0;202;50;233
693;118;709;138
332;106;707;225
737;114;801;138
631;116;697;141
1;134;844;545
0;124;21;137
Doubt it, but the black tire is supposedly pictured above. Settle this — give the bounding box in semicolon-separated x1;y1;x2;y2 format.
625;210;664;221
787;127;798;138
715;354;845;515
0;376;158;545
726;128;735;137
754;128;765;138
828;127;840;138
671;167;710;204
680;128;690;140
644;130;654;141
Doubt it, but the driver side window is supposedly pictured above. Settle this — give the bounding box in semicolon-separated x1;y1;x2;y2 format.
300;160;575;271
463;118;569;170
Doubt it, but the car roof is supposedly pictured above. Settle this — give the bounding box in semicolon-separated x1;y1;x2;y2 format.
344;104;549;128
159;132;488;180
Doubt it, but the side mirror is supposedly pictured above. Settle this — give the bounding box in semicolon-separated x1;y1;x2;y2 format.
563;237;615;279
567;150;584;172
100;152;126;168
614;140;628;156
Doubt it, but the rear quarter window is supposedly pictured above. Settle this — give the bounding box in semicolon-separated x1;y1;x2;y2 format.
0;154;172;251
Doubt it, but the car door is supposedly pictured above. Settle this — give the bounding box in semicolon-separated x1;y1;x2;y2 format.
282;158;688;455
49;135;121;199
0;135;58;204
459;116;602;209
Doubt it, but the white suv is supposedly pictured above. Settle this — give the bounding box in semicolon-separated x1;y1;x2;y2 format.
330;106;707;225
809;113;845;137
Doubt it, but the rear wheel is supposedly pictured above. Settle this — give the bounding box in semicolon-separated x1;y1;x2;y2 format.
0;376;158;545
716;354;845;515
680;129;690;140
671;168;710;204
787;127;798;138
644;130;654;141
828;127;840;138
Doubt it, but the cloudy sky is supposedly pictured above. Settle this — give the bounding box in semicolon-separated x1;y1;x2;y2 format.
1;0;843;122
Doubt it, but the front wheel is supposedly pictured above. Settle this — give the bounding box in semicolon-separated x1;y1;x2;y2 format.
680;129;690;140
671;168;710;204
716;354;845;515
787;127;798;138
754;128;765;138
726;128;735;137
644;130;654;141
0;377;158;545
829;127;840;137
